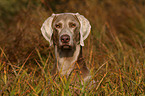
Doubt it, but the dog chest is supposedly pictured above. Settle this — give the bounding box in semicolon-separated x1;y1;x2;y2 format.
55;45;80;76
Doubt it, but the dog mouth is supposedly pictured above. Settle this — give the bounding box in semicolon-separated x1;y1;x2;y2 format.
60;43;72;49
62;45;70;49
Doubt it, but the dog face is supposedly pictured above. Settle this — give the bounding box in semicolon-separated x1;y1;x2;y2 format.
41;13;91;48
52;14;80;49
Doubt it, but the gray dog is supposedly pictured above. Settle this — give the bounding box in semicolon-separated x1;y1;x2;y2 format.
41;13;92;84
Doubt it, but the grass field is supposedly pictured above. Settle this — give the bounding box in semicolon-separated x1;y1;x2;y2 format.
0;0;145;95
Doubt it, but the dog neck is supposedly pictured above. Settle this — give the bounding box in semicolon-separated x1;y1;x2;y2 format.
55;45;81;76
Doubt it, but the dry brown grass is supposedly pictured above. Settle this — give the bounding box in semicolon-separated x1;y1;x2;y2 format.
0;0;145;95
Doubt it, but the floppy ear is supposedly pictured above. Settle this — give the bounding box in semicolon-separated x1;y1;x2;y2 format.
41;14;55;46
75;13;91;46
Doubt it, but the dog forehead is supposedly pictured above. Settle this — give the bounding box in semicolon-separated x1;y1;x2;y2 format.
54;14;78;23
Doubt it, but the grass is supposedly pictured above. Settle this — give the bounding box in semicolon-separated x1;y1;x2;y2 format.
0;0;145;95
0;33;144;95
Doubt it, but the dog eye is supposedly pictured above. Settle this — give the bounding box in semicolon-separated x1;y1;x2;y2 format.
69;23;76;28
55;23;62;28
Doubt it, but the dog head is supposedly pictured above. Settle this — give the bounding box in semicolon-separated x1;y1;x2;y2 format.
41;13;91;49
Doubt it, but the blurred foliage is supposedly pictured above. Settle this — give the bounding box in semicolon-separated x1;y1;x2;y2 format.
0;0;40;27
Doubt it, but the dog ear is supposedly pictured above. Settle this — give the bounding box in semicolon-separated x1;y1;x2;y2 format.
41;14;55;46
75;13;91;46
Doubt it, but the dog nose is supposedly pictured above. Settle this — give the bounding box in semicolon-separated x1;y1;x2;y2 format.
61;35;70;43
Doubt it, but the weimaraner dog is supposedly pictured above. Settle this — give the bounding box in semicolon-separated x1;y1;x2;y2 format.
41;13;93;84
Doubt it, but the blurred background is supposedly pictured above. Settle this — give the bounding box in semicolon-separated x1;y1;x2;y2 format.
0;0;145;63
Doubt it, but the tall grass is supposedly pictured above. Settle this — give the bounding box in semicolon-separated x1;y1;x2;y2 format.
0;36;144;95
0;0;145;95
